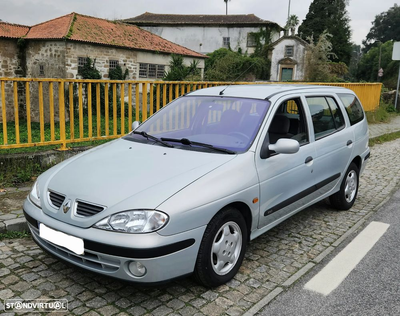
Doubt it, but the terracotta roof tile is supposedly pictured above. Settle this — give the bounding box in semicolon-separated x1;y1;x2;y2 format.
124;12;281;28
0;22;29;38
25;13;74;39
24;13;205;58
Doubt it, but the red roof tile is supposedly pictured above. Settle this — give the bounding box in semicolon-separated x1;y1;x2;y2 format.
26;13;73;39
0;22;29;38
25;13;205;58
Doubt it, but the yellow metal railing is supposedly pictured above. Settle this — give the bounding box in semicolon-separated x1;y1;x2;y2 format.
0;78;382;150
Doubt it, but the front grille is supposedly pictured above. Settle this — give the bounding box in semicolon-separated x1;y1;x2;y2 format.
30;227;119;272
76;201;104;217
48;191;65;209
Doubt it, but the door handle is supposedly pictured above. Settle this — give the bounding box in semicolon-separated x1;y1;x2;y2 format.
305;156;313;164
347;140;353;146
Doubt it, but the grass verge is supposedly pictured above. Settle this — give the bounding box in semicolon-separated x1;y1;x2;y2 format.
369;131;400;147
0;230;31;241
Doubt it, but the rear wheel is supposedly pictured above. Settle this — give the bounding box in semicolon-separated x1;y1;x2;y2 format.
330;162;359;210
194;207;247;287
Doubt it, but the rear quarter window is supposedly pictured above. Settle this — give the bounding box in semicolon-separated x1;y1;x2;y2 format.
338;93;364;125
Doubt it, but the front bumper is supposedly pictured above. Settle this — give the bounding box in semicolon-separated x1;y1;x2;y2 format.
23;199;206;283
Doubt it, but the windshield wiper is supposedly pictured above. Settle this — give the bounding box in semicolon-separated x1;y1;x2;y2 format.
160;137;236;154
132;131;174;148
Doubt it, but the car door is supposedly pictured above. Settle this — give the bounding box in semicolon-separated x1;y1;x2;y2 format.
303;94;354;197
256;96;317;229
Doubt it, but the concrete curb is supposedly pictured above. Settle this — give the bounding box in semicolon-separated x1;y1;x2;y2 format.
4;217;28;232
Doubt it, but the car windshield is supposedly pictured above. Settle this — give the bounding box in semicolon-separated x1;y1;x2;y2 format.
128;96;270;153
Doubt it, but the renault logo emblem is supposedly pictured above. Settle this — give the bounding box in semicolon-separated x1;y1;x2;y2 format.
63;200;71;214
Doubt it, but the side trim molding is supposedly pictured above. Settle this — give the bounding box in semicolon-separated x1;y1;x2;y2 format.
264;173;341;217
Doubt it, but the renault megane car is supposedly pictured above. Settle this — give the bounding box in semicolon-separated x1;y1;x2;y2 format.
23;84;370;287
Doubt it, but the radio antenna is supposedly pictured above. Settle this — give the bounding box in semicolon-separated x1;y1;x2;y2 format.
219;62;256;95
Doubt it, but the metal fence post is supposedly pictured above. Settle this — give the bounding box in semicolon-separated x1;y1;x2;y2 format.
58;81;68;151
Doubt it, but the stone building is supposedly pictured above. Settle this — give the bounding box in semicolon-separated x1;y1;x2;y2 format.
124;12;282;54
0;13;206;123
0;22;30;121
269;36;309;81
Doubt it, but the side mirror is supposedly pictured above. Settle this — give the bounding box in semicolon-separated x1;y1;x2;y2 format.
269;138;300;154
260;138;300;159
132;121;140;130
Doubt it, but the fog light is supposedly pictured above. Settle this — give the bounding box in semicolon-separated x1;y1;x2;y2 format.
128;261;147;277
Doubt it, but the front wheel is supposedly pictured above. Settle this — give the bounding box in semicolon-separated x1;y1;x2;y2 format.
194;207;247;287
329;162;359;210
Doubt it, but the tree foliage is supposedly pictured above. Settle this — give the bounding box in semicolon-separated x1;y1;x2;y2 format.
298;0;352;65
163;54;200;81
304;31;348;82
109;65;129;80
363;4;400;52
357;41;400;89
204;48;269;81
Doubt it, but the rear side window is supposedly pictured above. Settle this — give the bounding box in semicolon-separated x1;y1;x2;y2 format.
338;93;364;125
326;97;345;129
306;97;336;139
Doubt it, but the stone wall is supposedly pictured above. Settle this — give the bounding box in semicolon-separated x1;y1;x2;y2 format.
25;41;67;123
65;42;138;79
0;39;20;122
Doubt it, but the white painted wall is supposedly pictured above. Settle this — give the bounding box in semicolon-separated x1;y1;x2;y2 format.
270;38;307;81
140;25;280;54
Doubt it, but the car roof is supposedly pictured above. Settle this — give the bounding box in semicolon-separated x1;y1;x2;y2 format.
187;84;350;100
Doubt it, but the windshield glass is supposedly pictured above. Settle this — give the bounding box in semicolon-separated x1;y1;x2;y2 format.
130;96;270;153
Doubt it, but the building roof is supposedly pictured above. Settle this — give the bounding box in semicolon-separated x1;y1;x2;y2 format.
124;12;282;29
24;13;205;58
0;22;29;39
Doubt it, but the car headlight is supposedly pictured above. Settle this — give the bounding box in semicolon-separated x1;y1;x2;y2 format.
29;180;41;208
93;210;169;233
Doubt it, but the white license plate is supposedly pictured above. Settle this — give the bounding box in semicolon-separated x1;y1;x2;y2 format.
39;223;84;255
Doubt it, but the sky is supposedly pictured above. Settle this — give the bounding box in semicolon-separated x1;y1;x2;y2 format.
0;0;396;46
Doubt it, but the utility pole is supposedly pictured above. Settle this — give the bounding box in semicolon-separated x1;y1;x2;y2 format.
377;41;383;81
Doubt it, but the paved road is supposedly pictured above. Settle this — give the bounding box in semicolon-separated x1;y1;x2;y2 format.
258;188;400;316
0;139;399;315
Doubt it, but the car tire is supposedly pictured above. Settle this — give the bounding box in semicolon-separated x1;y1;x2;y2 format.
194;207;247;287
329;162;359;210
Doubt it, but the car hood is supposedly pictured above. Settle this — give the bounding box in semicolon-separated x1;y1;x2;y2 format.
41;139;236;227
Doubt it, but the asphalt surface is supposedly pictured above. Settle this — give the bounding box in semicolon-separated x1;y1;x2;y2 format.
258;188;400;316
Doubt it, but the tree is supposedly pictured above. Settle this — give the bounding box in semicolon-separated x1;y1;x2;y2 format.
357;41;400;89
298;0;352;65
304;31;349;82
285;14;299;35
205;48;269;81
163;54;200;81
363;4;400;52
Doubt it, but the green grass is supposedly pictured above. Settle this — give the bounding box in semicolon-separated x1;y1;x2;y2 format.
369;131;400;147
366;100;399;124
0;230;31;241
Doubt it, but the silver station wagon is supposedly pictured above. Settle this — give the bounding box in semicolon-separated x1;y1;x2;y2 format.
24;84;370;287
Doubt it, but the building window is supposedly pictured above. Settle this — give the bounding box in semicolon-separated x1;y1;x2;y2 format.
39;65;45;76
139;63;165;79
223;37;230;48
78;57;88;74
285;45;294;57
247;33;257;47
109;60;119;70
